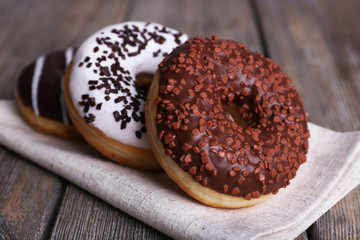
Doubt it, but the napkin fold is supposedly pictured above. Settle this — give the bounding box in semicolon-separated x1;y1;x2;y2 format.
0;99;359;240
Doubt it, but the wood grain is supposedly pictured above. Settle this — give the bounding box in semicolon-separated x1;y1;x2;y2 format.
127;0;261;51
0;146;65;240
256;0;360;239
256;0;360;131
0;0;131;99
49;184;171;240
0;0;359;239
308;187;360;240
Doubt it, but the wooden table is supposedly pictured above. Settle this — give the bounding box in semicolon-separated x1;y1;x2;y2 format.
1;0;359;239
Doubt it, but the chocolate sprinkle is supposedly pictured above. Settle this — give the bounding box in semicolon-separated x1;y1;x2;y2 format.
77;23;185;139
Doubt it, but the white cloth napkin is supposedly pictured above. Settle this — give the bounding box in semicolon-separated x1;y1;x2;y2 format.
0;99;359;240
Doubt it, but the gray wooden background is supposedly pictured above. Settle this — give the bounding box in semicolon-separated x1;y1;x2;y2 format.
0;0;359;239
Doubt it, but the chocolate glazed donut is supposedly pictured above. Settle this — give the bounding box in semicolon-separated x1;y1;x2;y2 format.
16;48;80;138
146;36;310;208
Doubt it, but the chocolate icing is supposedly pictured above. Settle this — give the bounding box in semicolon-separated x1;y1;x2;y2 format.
17;62;35;108
17;49;74;123
156;36;310;199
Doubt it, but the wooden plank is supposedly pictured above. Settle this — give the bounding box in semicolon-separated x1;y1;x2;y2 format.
0;146;65;240
0;0;132;99
126;0;261;51
255;0;360;239
308;187;360;240
256;0;360;131
49;184;171;240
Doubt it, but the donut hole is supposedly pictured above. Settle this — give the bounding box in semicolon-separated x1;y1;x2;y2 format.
223;103;248;129
136;73;154;90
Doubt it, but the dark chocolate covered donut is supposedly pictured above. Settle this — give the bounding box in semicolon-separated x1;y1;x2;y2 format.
16;48;79;138
146;36;310;208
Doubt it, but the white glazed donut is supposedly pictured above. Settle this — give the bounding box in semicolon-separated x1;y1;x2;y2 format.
64;21;188;169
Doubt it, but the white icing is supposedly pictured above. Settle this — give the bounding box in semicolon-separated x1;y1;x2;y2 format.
65;47;73;65
60;47;74;125
69;22;188;149
31;55;45;116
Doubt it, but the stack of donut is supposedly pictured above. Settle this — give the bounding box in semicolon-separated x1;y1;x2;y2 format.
17;21;188;170
16;22;310;208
